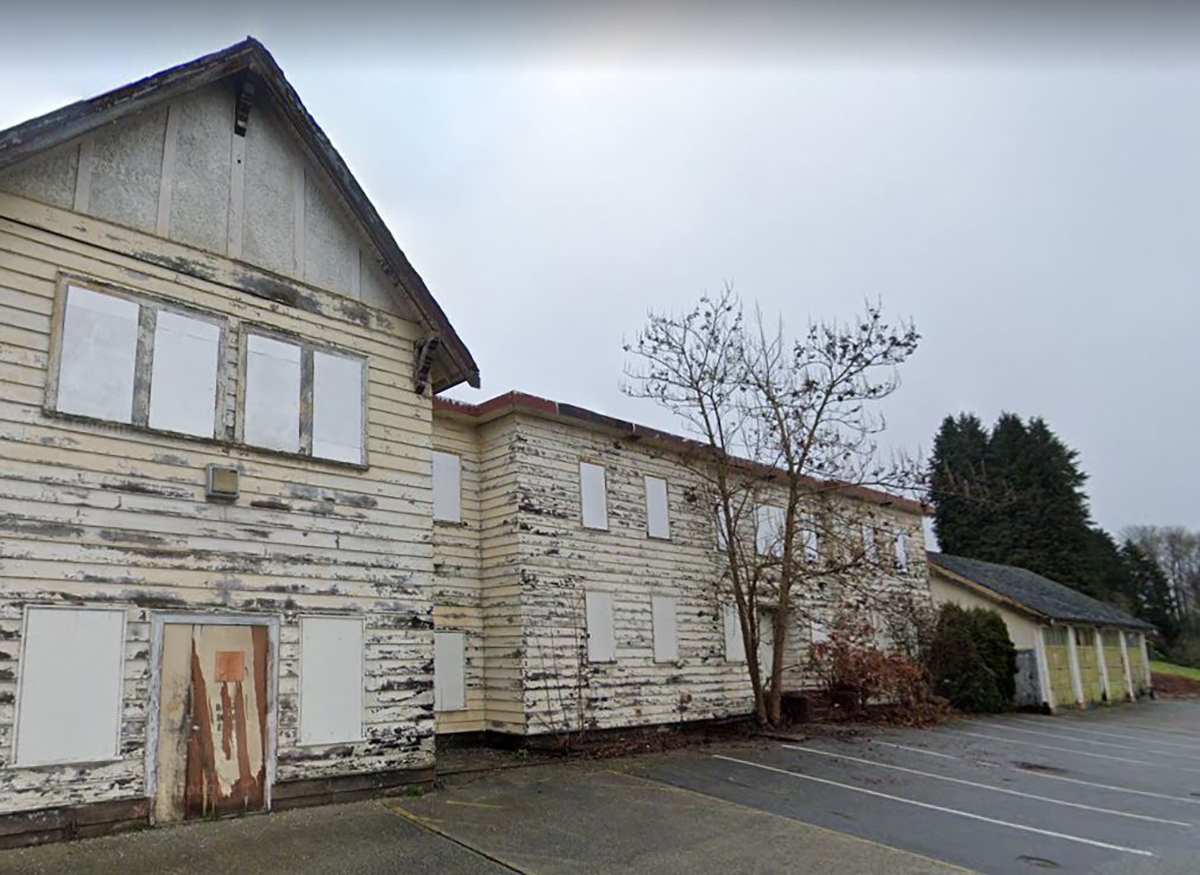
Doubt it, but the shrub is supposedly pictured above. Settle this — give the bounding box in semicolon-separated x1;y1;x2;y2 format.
808;613;949;726
925;604;1017;713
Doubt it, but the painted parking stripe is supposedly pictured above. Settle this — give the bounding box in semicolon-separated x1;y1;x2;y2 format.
779;744;1191;826
872;740;1200;807
1011;717;1200;750
1061;717;1200;741
965;720;1200;762
711;754;1154;857
944;729;1200;774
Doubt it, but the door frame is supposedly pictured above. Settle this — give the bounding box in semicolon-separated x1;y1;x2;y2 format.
145;613;281;823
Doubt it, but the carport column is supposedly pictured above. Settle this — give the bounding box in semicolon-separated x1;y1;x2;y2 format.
1033;625;1055;710
1064;625;1085;705
1117;630;1135;701
1095;629;1111;703
1139;632;1153;687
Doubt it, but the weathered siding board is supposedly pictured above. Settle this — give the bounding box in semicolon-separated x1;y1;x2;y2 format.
0;192;436;814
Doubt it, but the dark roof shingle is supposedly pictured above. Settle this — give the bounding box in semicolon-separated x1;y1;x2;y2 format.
928;551;1154;631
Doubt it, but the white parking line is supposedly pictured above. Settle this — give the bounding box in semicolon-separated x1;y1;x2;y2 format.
1061;717;1200;741
779;744;1191;826
1011;717;1200;750
965;720;1200;762
872;739;1200;807
711;754;1154;857
944;729;1200;774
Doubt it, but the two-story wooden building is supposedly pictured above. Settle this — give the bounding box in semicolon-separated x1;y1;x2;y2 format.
0;39;935;846
429;393;932;738
0;39;478;843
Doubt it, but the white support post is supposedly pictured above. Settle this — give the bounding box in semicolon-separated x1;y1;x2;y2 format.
1095;629;1111;704
1034;625;1055;710
1065;625;1084;705
1118;631;1135;701
1139;633;1152;688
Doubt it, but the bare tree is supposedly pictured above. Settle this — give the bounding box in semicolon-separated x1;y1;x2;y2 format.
623;287;921;726
1123;525;1200;622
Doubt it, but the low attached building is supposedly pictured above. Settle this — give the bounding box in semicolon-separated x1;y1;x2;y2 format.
928;552;1154;711
430;392;933;737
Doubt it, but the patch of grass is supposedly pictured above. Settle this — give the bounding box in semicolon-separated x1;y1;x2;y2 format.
1151;660;1200;681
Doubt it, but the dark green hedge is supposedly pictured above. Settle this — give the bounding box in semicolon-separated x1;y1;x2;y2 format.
925;604;1018;713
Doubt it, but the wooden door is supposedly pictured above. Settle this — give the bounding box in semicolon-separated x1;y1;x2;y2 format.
155;624;269;822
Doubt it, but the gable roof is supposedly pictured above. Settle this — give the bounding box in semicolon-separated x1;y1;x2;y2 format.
435;391;926;516
928;551;1153;631
0;38;479;391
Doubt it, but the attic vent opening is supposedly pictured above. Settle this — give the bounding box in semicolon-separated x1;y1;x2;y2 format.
234;75;255;137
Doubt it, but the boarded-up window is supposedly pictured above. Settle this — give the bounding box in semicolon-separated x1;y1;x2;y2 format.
585;590;616;663
434;631;466;711
645;476;670;539
148;311;221;437
802;516;820;564
299;617;363;745
894;531;909;572
810;609;832;645
756;505;785;556
15;608;124;766
244;335;301;453
56;286;139;423
723;604;745;663
580;462;608;530
1045;626;1069;647
862;524;877;561
652;595;678;663
715;509;728;552
433;452;462;523
1125;631;1141;648
312;351;364;463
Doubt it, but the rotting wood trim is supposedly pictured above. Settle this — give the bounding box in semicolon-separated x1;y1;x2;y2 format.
270;765;435;811
0;798;149;849
412;335;439;396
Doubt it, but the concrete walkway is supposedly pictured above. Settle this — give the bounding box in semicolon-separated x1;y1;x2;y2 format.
391;759;973;875
0;757;972;875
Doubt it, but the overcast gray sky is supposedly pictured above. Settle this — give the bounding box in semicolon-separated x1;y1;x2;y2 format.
4;2;1198;535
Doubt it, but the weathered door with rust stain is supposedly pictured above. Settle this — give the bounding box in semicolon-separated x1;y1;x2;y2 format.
155;624;269;822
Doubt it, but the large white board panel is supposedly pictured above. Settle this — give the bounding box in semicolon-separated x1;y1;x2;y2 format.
148;311;221;436
299;617;363;745
434;631;466;711
57;286;139;422
16;608;125;766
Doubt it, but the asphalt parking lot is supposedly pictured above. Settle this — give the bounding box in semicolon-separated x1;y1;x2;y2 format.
3;700;1198;874
636;700;1200;875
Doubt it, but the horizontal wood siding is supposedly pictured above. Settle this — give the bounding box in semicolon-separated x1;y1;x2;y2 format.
510;413;931;735
0;191;435;814
431;417;484;733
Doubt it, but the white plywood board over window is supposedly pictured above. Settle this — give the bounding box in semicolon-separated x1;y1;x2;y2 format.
756;505;785;556
243;334;302;453
723;604;746;663
580;463;608;530
312;351;364;463
148;311;221;437
652;595;678;663
57;286;139;422
645;476;670;539
434;631;466;711
433;452;462;523
585;590;616;663
15;607;125;766
299;617;364;745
